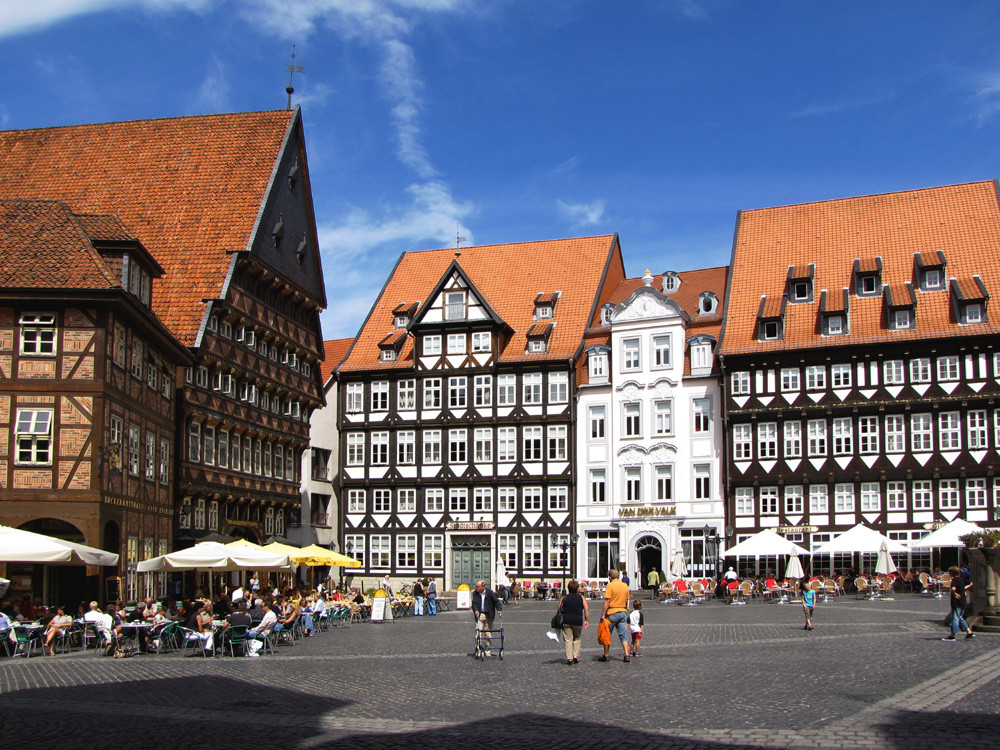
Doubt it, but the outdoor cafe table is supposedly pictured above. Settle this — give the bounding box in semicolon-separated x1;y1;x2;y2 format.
120;622;154;652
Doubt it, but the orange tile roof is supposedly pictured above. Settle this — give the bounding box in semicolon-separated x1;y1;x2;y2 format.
578;265;729;383
0;110;295;346
720;181;1000;355
952;276;987;301
0;199;120;290
856;256;881;274
339;235;620;372
320;337;354;384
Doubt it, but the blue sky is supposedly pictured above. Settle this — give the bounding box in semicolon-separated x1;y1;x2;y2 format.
2;1;999;340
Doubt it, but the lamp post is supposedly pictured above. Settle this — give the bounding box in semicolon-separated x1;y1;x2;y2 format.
703;525;722;579
344;541;354;594
550;533;577;592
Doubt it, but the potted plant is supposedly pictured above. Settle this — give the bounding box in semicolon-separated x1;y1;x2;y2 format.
981;530;1000;548
960;531;984;548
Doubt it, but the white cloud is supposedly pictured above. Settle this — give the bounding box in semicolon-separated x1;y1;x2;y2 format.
194;55;230;112
970;70;1000;125
379;39;436;178
0;0;213;39
786;94;884;119
558;199;605;227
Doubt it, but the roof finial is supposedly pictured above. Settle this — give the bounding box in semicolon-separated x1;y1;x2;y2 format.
285;44;305;110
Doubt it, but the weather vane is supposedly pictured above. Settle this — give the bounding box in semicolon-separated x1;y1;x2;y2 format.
456;226;467;248
285;44;305;110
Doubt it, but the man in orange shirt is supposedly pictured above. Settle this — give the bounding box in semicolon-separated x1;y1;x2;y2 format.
600;568;631;662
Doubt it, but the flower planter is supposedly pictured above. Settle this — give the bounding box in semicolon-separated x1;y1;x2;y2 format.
966;547;1000;629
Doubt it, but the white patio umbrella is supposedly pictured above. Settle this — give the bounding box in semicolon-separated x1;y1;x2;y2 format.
495;555;508;588
723;529;810;557
0;524;118;566
910;519;982;549
874;540;897;576
812;524;908;555
137;541;291;572
670;549;688;578
784;553;805;580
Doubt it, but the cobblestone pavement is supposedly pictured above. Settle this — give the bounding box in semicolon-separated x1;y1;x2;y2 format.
1;594;997;749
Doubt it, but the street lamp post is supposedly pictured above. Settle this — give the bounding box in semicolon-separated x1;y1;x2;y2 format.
703;525;722;579
343;541;353;594
550;533;570;592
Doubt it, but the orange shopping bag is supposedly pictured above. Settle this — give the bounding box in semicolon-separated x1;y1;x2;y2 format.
597;617;611;646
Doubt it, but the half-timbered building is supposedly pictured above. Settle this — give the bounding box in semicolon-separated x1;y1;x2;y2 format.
719;181;1000;572
0;199;191;603
0;109;328;560
576;266;728;587
335;236;625;589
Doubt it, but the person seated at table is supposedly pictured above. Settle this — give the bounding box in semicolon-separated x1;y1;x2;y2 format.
330;588;343;602
0;608;13;646
352;589;365;605
183;601;213;656
273;596;300;639
296;592;315;637
216;600;252;649
246;603;278;657
42;605;73;655
122;601;152;652
309;591;327;629
212;592;232;617
19;594;36;621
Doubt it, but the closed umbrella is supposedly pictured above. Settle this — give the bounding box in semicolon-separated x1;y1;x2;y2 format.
0;524;118;566
874;540;897;576
495;555;508;588
670;549;688;578
784;553;805;580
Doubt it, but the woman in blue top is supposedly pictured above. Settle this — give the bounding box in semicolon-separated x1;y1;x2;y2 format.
801;577;816;630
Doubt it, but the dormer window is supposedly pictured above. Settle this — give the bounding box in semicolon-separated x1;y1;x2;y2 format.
950;276;989;326
586;346;609;383
819;288;849;336
757;294;786;341
688;335;715;376
662;272;680;294
854;257;882;297
122;254;152;307
534;292;559;320
884;282;917;331
914;250;946;292
392;302;419;329
600;303;615;325
526;322;553;354
378;330;407;362
698;291;719;315
787;264;815;304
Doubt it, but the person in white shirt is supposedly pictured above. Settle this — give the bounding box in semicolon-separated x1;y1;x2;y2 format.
247;603;278;656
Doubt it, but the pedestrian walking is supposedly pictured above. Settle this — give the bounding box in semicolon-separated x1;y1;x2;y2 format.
628;600;644;655
801;576;815;630
647;567;659;599
943;565;975;641
472;579;502;657
413;579;425;616
557;579;589;665
426;576;438;615
600;568;631;662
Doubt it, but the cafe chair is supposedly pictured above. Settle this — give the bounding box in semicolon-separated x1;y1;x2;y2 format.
226;625;250;657
12;626;41;658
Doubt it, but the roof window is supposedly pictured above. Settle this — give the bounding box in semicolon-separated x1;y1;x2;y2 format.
787;264;815;304
378;330;407;362
884;282;917;331
819;288;849;336
756;294;786;341
392;302;419;329
662;271;680;294
853;257;882;297
914;250;946;292
534;292;560;320
698;291;719;315
526;322;553;353
950;276;989;326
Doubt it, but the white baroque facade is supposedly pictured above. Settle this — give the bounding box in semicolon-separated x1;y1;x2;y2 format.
575;268;728;588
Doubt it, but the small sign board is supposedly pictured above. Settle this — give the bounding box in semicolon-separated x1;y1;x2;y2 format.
456;583;471;610
105;576;121;604
370;589;393;622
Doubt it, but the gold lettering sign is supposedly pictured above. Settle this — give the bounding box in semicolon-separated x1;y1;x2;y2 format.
617;505;677;518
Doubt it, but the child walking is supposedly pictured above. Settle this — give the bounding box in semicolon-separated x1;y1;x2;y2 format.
628;599;644;656
801;576;816;630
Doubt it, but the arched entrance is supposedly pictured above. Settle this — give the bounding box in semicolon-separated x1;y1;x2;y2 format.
15;518;90;606
635;535;663;593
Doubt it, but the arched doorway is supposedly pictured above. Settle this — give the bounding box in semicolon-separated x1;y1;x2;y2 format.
635;535;663;593
15;518;90;607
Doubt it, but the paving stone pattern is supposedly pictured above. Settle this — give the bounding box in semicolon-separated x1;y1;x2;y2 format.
1;595;997;749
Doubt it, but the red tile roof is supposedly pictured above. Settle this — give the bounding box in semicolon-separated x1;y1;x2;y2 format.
721;181;1000;355
0;110;296;346
320;337;354;384
578;265;729;383
0;199;121;289
339;236;620;372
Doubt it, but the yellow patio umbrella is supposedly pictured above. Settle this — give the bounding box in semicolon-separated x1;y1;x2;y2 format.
295;544;362;568
226;539;265;550
261;541;304;557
